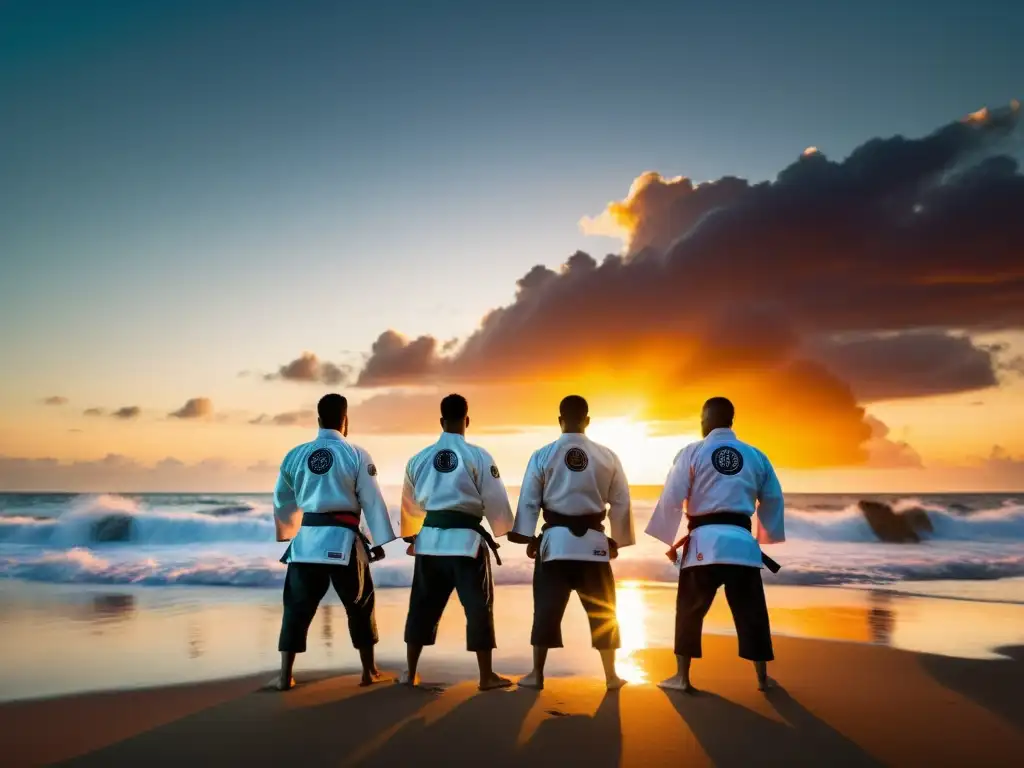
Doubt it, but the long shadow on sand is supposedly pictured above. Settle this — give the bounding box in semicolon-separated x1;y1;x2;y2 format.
917;645;1024;731
62;677;440;767
518;690;622;768
353;686;621;768
664;687;881;767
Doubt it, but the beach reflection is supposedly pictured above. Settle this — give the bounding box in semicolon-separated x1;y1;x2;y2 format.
615;581;649;683
2;580;1023;702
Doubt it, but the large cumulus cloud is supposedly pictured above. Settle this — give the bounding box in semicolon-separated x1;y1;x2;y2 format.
337;106;1022;466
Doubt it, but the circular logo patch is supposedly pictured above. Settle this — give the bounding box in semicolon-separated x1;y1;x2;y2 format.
307;448;334;475
367;464;377;477
490;465;500;479
433;449;459;473
711;446;744;476
564;447;589;472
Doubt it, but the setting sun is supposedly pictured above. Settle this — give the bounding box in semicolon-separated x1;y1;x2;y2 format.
587;417;696;483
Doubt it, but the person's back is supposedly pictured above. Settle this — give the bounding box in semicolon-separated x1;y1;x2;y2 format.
272;393;395;691
399;393;514;691
511;395;634;689
645;396;784;693
647;427;783;569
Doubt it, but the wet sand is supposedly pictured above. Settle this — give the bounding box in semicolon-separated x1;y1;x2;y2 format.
3;636;1023;767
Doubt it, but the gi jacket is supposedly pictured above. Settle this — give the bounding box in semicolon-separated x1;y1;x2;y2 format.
401;432;514;557
513;433;634;562
274;428;396;566
646;428;785;569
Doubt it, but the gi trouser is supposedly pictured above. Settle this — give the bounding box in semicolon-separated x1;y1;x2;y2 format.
531;557;620;650
675;563;773;661
278;548;377;653
404;551;495;651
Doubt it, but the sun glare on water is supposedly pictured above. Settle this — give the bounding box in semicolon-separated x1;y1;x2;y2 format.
614;581;649;683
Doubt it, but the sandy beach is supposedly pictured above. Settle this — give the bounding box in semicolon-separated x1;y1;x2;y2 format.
3;635;1022;767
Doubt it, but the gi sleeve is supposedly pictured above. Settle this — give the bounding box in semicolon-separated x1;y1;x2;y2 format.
607;452;635;547
273;453;300;542
478;449;514;538
512;450;544;538
755;451;785;545
355;448;397;546
645;444;695;546
400;461;427;539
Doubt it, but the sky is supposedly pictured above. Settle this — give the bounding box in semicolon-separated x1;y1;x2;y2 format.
2;0;1023;492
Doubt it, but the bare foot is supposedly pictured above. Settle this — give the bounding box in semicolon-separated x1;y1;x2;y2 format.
360;668;382;687
518;670;544;689
273;675;296;692
479;673;514;691
657;675;697;694
606;676;627;691
758;675;778;692
398;670;420;687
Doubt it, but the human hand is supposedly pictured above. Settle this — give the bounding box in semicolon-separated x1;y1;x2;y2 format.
369;546;385;562
525;538;539;560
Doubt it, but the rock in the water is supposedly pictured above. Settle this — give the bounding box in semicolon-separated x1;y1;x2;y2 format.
91;514;135;543
207;505;253;517
857;501;931;543
901;508;934;535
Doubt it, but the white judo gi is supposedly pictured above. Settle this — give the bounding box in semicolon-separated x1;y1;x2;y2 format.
646;427;785;660
401;431;514;651
513;433;635;649
274;428;396;652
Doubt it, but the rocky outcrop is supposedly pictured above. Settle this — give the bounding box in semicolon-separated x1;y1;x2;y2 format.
858;501;933;543
90;514;135;543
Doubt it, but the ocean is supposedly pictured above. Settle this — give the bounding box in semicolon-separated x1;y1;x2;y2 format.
2;489;1024;702
1;490;1023;600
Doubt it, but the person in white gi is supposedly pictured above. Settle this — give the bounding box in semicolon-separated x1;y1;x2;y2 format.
510;395;634;690
400;394;515;691
273;394;396;691
646;396;785;693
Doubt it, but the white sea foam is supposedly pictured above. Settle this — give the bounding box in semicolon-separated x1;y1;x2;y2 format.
1;493;1022;590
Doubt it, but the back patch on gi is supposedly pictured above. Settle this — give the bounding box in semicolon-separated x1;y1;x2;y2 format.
565;447;589;472
307;448;334;475
490;464;500;478
433;449;459;473
367;463;377;477
326;550;346;560
711;446;743;476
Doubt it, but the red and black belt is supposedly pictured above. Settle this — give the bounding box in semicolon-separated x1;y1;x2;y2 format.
668;512;781;573
279;510;383;564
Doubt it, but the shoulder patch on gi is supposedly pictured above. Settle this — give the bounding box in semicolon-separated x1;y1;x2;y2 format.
711;446;744;476
490;464;500;479
367;463;377;477
565;447;589;472
307;448;334;475
433;449;459;473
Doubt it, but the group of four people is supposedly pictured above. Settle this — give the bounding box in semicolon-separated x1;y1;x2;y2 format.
272;392;785;693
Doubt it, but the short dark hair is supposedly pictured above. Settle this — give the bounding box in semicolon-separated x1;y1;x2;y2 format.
702;396;735;428
440;393;469;422
317;394;348;429
559;395;589;423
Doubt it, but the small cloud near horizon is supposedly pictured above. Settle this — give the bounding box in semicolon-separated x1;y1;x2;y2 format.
264;352;350;386
112;406;141;420
42;396;68;406
169;397;214;419
249;409;317;428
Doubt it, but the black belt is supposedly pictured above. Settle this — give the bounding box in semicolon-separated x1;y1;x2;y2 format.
541;509;605;537
670;512;781;573
419;509;502;565
279;510;381;564
539;509;618;556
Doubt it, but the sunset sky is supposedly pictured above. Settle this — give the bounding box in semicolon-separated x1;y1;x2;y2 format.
2;0;1023;492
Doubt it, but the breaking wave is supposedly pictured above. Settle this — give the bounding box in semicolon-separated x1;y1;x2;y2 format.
0;492;1022;590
